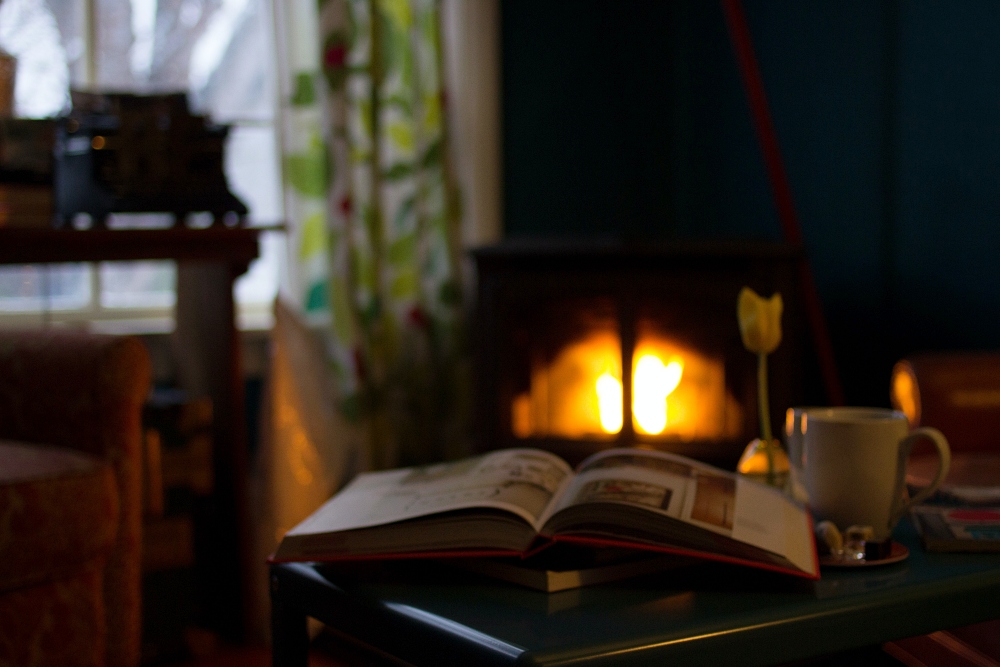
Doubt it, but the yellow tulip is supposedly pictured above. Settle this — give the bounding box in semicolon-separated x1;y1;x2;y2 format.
737;287;784;487
737;287;783;355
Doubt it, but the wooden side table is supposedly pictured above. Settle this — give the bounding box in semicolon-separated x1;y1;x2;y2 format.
0;226;260;638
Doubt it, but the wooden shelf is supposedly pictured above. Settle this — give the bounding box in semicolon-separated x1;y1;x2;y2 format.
0;227;262;275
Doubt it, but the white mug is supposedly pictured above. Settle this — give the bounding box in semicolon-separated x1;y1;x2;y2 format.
785;407;893;503
799;407;950;541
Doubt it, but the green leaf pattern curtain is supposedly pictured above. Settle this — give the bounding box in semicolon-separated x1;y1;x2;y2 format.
278;0;465;468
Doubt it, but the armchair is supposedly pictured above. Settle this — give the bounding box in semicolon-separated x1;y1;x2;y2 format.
0;331;151;667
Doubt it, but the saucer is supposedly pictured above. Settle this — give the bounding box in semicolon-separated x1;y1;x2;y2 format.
819;541;909;568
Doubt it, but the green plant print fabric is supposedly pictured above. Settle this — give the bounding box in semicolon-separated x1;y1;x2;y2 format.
278;0;466;468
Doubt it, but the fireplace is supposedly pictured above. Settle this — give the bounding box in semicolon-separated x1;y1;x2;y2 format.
472;240;807;469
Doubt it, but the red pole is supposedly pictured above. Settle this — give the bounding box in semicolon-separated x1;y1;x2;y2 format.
721;0;845;405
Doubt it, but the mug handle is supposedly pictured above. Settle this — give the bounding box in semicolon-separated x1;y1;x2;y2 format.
890;426;951;526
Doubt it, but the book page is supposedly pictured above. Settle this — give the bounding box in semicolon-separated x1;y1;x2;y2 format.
540;448;709;526
285;448;574;538
540;448;815;574
732;478;815;574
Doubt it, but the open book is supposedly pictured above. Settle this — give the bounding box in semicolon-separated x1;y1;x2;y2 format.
272;447;819;579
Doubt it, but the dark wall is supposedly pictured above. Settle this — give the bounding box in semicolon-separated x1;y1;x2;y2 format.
501;0;1000;405
501;1;676;240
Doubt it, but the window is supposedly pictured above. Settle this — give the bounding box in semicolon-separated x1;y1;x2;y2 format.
0;0;284;332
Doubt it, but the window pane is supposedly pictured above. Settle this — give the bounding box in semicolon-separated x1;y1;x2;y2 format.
235;229;282;329
100;260;176;309
0;263;90;311
0;0;70;117
45;0;87;86
189;0;274;122
226;124;283;225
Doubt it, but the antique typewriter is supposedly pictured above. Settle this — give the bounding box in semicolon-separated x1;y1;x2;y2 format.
54;91;247;227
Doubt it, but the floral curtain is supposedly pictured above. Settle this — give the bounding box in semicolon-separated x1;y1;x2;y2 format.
276;0;466;470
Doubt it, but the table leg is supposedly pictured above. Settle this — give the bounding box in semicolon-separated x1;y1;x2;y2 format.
271;572;309;667
175;261;251;638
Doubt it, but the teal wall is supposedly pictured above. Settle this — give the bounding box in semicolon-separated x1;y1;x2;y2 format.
501;0;1000;405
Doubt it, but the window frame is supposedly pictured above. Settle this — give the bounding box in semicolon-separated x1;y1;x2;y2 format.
0;0;284;332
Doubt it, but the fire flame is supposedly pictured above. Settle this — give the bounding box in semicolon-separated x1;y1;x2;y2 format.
595;372;624;433
594;355;683;435
631;355;684;434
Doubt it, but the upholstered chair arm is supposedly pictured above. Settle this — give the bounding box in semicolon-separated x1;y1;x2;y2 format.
0;331;151;667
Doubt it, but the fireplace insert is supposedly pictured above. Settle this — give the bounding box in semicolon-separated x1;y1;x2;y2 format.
472;240;807;469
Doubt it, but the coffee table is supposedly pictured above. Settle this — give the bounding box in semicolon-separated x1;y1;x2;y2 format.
270;518;1000;666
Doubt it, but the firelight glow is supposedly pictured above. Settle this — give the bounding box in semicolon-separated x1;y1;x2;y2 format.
511;330;739;441
632;355;683;434
595;372;624;433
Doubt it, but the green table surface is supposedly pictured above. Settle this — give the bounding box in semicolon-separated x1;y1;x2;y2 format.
270;518;1000;666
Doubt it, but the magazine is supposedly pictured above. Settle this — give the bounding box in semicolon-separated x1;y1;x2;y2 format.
272;447;819;579
911;505;1000;552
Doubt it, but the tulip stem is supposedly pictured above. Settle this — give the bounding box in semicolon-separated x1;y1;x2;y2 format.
757;351;775;485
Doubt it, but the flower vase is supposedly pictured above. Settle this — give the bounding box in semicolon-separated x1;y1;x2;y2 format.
737;437;790;489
